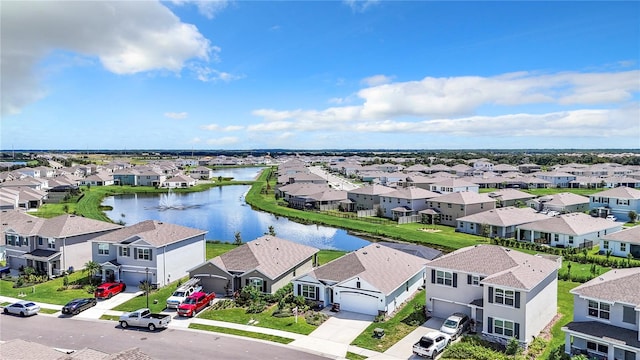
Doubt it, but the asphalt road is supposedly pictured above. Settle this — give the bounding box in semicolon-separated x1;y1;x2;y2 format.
0;314;329;360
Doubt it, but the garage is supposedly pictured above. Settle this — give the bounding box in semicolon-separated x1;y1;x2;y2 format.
338;291;381;315
431;299;471;319
197;275;229;295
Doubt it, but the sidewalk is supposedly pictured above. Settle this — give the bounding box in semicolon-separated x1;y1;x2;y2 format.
0;294;401;360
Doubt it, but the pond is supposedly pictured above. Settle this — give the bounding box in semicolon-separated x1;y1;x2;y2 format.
102;168;371;251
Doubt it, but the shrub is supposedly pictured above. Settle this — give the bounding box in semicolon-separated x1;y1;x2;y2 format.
14;278;24;288
246;301;266;314
505;337;520;356
84;284;97;294
211;299;236;310
304;311;328;326
63;275;69;287
442;341;508;360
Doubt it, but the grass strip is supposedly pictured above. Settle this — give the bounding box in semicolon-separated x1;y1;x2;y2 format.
188;323;294;344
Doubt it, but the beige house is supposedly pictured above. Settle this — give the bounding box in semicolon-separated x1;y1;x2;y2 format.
189;236;319;296
427;192;497;226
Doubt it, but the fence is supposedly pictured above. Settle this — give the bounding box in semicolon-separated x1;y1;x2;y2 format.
397;215;421;225
356;209;376;217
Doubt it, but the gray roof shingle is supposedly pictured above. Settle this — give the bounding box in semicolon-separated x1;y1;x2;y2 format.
570;267;640;306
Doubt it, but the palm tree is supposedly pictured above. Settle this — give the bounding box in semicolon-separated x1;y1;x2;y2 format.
628;253;634;268
83;260;101;284
234;231;243;245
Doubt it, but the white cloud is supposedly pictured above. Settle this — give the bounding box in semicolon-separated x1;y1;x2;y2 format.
171;0;230;19
201;124;245;131
1;1;213;115
206;136;239;146
361;74;394;86
190;64;244;82
164;112;188;119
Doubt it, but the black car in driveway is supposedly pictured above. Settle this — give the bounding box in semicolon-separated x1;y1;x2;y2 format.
62;298;97;315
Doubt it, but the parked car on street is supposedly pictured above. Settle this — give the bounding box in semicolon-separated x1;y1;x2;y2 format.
177;291;216;317
119;308;171;331
439;312;471;340
412;331;451;358
62;298;97;315
3;301;41;317
94;282;126;299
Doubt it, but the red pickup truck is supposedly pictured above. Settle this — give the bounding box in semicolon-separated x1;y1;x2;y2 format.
177;291;216;317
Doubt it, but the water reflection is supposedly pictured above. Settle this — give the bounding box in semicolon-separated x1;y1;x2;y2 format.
103;182;370;251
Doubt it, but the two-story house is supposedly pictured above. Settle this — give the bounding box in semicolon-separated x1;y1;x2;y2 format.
2;211;122;277
346;184;396;211
427;192;497;226
562;267;640;360
589;186;640;222
379;187;440;220
429;178;479;195
91;220;207;287
533;171;577;188
425;245;559;347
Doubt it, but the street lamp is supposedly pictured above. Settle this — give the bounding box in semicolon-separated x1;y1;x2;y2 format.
145;267;149;308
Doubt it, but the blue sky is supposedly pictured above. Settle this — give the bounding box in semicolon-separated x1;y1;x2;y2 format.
1;0;639;150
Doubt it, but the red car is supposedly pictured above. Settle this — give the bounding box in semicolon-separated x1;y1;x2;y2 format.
177;292;216;317
94;282;126;299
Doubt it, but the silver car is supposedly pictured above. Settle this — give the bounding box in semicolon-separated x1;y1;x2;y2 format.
3;300;41;317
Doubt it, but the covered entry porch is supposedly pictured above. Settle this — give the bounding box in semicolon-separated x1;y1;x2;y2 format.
23;249;61;278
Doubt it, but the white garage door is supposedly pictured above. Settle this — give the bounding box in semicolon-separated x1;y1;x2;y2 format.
432;299;471;319
339;292;380;315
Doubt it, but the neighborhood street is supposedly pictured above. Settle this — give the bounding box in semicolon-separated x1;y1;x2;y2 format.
308;166;361;191
0;313;329;360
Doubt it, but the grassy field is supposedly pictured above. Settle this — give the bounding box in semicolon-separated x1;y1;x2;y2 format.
350;289;426;352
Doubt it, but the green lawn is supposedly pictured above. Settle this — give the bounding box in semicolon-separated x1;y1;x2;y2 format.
317;249;346;266
189;323;295;344
0;271;95;305
198;304;317;335
345;352;368;360
206;242;237;259
350;289;426;352
541;280;581;358
112;280;184;313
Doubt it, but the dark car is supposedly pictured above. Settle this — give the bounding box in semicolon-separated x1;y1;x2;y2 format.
62;298;97;315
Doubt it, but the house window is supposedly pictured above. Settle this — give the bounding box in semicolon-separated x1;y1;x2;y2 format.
603;241;609;250
568;236;574;245
436;270;453;286
356;281;361;289
250;278;263;290
136;248;151;261
38;237;43;246
470;223;475;230
588;300;610;320
586;341;608;354
494;319;514;337
119;247;130;257
301;285;316;299
471;275;480;286
48;239;55;249
494;288;515;306
621;243;627;252
554;234;559;243
623;306;637;324
98;243;109;255
448;204;452;208
6;234;16;246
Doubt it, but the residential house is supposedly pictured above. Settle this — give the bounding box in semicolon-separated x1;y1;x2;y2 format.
425;245;559;347
589;187;640;222
0;187;47;210
91;220;207;287
526;192;590;213
81;172;115;186
347;184;396;211
379;187;440;220
2;211;122;277
562;268;640;360
516;212;623;248
518;164;542;174
457;207;549;239
136;169;166;187
599;226;640;259
292;243;427;316
427;192;497;226
429;178;479;195
164;173;197;188
295;189;348;211
533;171;576;188
486;189;535;208
189;236;318;296
190;166;214;180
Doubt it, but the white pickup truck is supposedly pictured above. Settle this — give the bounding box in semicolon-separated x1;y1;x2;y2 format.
119;308;171;331
166;279;202;309
412;331;451;359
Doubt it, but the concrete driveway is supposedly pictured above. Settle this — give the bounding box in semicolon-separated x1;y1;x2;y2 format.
380;317;444;360
289;311;373;359
74;289;143;319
